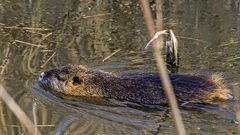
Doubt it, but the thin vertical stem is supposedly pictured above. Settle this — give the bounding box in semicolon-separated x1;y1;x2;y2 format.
140;1;186;135
140;0;156;38
233;84;240;135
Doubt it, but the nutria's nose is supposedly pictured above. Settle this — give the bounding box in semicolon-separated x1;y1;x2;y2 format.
38;72;45;82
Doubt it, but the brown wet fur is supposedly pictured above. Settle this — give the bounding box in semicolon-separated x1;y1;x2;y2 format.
38;65;231;104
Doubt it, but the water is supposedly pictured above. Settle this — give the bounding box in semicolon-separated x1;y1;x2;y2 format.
0;0;240;134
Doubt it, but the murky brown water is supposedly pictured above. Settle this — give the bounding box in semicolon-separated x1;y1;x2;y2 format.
0;0;240;135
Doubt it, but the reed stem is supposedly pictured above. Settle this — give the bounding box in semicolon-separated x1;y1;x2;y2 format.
140;1;186;135
0;85;42;135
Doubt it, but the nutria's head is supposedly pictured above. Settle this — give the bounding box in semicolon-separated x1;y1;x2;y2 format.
38;65;99;96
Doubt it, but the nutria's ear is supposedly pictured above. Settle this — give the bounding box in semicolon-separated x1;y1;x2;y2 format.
72;76;81;85
56;75;64;81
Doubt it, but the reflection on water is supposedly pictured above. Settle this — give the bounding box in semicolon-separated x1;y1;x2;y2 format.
0;0;240;134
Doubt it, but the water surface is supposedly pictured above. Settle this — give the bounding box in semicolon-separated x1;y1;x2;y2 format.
0;0;240;134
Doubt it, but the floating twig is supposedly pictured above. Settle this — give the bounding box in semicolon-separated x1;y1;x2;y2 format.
39;32;53;42
82;13;112;19
1;25;51;31
102;49;121;62
5;125;56;128
5;125;55;127
220;41;240;47
39;50;53;53
15;40;46;48
40;52;56;68
226;56;240;61
176;36;207;43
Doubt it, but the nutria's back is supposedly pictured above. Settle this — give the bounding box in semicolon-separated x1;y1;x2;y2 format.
38;65;232;104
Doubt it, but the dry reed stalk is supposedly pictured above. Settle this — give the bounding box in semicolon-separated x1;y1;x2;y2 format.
226;56;240;62
39;33;53;42
0;44;10;75
220;41;240;47
15;40;46;48
40;52;56;68
5;125;55;127
0;96;7;134
102;49;121;62
82;13;112;19
140;0;155;39
33;102;38;134
152;32;186;135
0;85;42;135
0;44;11;134
176;35;207;43
0;25;51;31
233;84;240;135
39;50;53;53
140;0;186;135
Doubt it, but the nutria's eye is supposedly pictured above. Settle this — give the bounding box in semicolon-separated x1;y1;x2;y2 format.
72;76;81;85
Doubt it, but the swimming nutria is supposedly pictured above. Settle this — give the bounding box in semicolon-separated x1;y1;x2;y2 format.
37;65;232;104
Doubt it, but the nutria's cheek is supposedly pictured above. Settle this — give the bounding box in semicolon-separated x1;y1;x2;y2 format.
63;81;79;95
44;78;65;92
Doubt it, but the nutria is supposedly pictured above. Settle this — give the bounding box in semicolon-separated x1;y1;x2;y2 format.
37;65;232;104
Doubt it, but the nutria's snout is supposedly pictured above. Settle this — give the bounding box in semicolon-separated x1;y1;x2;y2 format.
38;72;49;85
38;71;53;85
38;72;45;82
37;69;67;93
38;72;51;87
38;72;51;89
